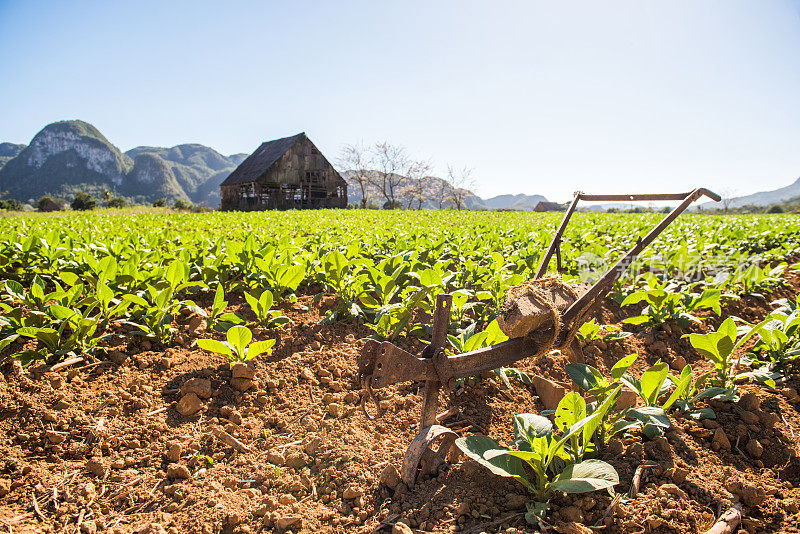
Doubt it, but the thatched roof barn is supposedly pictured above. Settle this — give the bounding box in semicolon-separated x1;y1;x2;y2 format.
220;133;347;210
533;201;564;212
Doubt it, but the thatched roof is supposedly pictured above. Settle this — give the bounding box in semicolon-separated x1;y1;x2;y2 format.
220;133;305;186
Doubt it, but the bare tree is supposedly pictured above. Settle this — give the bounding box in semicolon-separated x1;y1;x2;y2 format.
404;159;432;209
719;188;737;213
338;144;371;208
370;142;409;208
436;178;451;209
446;165;475;211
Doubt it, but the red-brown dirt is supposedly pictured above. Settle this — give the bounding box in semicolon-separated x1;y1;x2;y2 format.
1;274;799;534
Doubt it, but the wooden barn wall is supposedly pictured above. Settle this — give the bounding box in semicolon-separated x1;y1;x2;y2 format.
221;137;347;211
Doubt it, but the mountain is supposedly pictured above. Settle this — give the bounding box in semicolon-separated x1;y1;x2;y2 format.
482;193;548;211
0;143;26;170
701;177;800;209
0;121;133;202
125;144;245;205
0;120;245;206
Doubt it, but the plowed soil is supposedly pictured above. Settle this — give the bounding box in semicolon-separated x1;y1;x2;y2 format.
1;274;799;534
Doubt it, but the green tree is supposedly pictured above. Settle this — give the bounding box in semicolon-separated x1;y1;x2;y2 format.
153;198;166;207
0;199;22;211
71;192;97;211
107;197;127;208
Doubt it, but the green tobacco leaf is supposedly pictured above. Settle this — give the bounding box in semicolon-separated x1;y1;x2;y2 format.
565;363;604;391
48;304;76;321
621;292;647;306
627;406;670;428
455;436;532;491
583;386;621;444
244;292;260;314
610;354;638;380
555;392;586;431
258;289;275;312
276;265;305;291
513;413;553;445
578;321;601;339
0;334;19;352
197;338;232;356
227;326;252;352
690;408;716;420
218;312;245;325
641;362;669;405
494;367;512;389
551;459;619;493
60;272;79;286
247;339;276;360
123;294;150;308
663;365;692;410
213;283;225;311
623;316;650;326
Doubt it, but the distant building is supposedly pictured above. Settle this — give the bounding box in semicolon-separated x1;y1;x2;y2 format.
533;201;564;212
220;133;347;210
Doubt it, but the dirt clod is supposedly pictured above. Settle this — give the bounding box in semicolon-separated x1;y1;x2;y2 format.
712;427;731;451
231;377;254;391
167;441;183;462
738;393;761;412
560;505;584;523
85;457;106;477
175;392;203;415
180;378;212;399
134;523;167;534
745;438;764;458
166;463;191;479
381;463;401;490
276;516;302;530
232;362;256;380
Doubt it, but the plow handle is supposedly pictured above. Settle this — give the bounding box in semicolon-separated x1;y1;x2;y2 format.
535;188;721;324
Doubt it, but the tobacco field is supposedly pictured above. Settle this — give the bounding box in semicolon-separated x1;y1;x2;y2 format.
1;209;800;534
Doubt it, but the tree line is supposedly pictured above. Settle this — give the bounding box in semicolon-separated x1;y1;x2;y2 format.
338;142;476;210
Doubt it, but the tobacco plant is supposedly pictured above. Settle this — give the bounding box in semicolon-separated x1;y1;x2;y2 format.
197;325;275;364
244;289;290;328
621;277;722;327
456;408;618;523
206;283;245;332
687;317;775;393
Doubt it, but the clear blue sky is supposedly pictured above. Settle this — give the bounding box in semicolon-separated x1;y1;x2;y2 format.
1;0;799;201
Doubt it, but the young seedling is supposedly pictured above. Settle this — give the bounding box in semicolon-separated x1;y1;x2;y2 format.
197;325;275;364
687;316;775;394
244;289;290;328
456;409;618;525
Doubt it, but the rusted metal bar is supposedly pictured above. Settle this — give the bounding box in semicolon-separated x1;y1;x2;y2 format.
419;294;452;429
562;188;719;324
535;191;582;278
369;336;541;388
578;193;695;201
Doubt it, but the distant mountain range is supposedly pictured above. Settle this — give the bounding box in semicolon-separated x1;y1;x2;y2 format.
3;120;796;210
699;178;800;210
0;121;247;206
0;120;553;209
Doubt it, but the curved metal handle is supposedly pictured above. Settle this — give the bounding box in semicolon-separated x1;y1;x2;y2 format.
696;188;722;202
